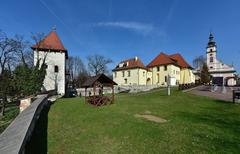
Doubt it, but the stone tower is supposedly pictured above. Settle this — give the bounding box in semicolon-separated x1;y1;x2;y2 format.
31;29;68;95
206;32;217;70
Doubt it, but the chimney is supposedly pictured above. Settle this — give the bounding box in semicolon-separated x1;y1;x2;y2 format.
135;56;138;61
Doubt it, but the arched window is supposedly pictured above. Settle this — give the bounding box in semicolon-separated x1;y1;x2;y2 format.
210;57;213;63
54;65;59;73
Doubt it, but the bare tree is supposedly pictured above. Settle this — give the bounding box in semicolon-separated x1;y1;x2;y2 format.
0;34;18;74
87;54;112;76
66;56;88;88
193;55;206;70
31;32;45;62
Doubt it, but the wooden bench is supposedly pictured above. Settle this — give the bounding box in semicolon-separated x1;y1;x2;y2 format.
233;90;240;103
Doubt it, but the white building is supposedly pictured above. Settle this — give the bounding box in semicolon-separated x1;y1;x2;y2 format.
206;33;236;86
32;29;68;95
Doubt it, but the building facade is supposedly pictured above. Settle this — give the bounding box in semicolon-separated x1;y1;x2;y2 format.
113;52;195;86
112;57;152;85
206;33;236;86
147;52;195;86
32;29;68;95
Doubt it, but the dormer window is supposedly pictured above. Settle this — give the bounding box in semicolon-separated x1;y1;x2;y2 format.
54;65;59;73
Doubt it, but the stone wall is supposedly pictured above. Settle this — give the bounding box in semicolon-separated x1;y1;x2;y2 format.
77;85;162;96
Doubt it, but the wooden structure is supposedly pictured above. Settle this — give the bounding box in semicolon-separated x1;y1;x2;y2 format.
82;74;117;106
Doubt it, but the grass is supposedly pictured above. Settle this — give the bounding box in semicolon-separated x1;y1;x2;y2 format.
0;106;19;133
48;89;240;154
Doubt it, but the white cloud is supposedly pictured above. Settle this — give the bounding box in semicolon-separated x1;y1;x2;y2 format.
95;22;155;35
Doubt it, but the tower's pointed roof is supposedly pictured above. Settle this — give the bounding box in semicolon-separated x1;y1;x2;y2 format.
207;32;216;48
31;30;67;52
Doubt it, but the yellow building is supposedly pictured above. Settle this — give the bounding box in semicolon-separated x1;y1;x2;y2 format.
147;52;181;86
113;52;195;86
112;57;152;85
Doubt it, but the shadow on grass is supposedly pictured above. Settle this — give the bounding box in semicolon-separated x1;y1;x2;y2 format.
24;101;53;154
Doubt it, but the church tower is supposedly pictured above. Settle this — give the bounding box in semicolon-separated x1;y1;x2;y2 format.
32;28;68;95
206;33;217;70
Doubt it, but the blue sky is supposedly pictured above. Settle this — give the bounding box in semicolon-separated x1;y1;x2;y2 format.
0;0;240;72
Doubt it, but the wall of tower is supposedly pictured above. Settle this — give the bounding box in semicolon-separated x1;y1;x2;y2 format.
34;50;66;95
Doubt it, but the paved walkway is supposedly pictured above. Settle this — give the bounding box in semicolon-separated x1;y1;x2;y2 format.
188;85;240;102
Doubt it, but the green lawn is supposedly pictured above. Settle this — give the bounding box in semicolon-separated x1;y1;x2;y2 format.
0;106;19;133
48;89;240;154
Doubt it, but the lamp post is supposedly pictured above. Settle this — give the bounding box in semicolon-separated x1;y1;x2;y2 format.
167;74;171;96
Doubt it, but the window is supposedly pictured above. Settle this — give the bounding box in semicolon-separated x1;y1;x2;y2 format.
115;72;117;78
157;66;160;72
128;71;131;77
54;65;59;73
165;76;167;82
157;73;159;83
210;57;213;63
143;71;145;77
122;71;125;77
124;78;127;84
210;66;213;69
164;65;167;71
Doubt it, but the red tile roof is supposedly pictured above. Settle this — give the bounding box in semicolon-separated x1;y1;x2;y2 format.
169;53;192;69
147;52;192;69
31;31;67;52
147;52;177;67
113;57;147;71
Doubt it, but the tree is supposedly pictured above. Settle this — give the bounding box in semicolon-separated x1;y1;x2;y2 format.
13;56;47;97
200;63;211;84
14;35;33;67
0;70;14;116
66;56;88;88
193;55;205;70
0;34;18;74
87;54;112;76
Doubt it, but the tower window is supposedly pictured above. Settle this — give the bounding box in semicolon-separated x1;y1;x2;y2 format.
157;66;160;71
54;65;59;73
210;57;213;63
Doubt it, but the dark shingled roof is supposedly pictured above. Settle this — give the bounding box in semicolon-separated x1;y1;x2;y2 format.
82;74;117;88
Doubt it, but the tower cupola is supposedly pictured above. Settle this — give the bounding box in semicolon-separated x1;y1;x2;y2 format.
207;32;216;49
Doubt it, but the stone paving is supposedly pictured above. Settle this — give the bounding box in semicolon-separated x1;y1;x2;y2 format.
188;85;240;102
